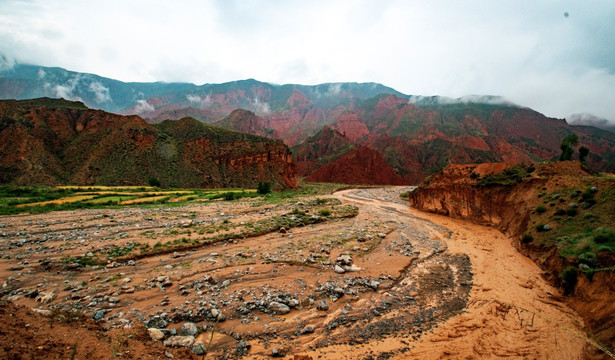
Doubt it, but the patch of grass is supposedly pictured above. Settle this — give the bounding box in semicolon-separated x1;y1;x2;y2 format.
319;209;331;217
535;205;547;214
476;164;532;187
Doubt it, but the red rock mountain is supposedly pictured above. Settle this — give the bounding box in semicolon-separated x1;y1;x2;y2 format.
291;126;355;176
214;109;271;138
305;146;406;185
0;98;297;188
3;65;615;185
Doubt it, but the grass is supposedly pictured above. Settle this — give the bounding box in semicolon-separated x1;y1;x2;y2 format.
523;178;615;271
475;163;533;187
0;185;263;215
0;179;358;215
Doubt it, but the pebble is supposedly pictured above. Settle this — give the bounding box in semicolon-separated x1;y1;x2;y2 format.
181;322;199;337
316;299;329;311
163;335;195;348
148;328;166;341
269;301;291;314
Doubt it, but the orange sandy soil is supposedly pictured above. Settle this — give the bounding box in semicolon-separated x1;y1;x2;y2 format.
0;188;589;359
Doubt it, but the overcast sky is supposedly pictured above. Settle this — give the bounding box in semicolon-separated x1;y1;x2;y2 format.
1;0;614;122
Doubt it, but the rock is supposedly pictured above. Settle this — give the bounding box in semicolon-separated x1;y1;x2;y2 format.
147;318;169;329
279;227;287;234
164;335;195;348
148;328;166;341
192;342;206;355
568;203;578;209
181;322;199;337
301;325;315;334
171;251;185;258
316;299;329;311
211;308;226;322
369;280;380;290
93;311;105;320
127;260;136;266
334;265;346;274
35;291;55;303
377;233;387;238
590;186;598;193
287;298;300;308
108;296;120;303
336;254;353;266
31;308;51;316
269;301;291;315
542;224;552;231
271;348;284;357
349;264;363;272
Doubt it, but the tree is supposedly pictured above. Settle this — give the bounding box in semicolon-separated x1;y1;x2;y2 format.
257;181;271;194
559;133;579;161
147;177;161;187
579;146;590;164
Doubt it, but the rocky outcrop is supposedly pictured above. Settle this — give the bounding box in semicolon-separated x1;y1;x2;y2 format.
214;109;270;137
0;98;297;188
291;126;355;176
305;146;406;185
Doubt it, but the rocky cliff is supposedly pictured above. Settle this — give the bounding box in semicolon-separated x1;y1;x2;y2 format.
305;146;406;185
409;161;615;357
0;98;297;189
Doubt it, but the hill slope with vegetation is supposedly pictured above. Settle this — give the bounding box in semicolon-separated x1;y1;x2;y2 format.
0;98;297;189
408;161;615;357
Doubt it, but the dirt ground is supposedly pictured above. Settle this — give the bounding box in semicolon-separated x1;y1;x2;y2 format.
0;187;589;359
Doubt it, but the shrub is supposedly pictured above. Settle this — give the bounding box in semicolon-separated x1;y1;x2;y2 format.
535;205;547;214
566;208;578;216
257;182;271;195
292;208;306;216
147;177;161;187
522;234;534;243
594;227;615;244
578;252;598;268
319;209;331;217
561;267;578;295
555;208;566;216
223;192;237;201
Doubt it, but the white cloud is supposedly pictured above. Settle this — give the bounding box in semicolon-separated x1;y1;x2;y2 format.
0;0;614;122
51;75;82;101
252;97;270;115
0;54;14;72
186;94;212;107
88;81;111;103
134;99;154;113
37;68;45;79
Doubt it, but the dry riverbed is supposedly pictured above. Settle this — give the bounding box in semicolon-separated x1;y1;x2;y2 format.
0;187;587;359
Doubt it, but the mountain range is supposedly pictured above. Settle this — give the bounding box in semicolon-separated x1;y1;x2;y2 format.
2;64;615;185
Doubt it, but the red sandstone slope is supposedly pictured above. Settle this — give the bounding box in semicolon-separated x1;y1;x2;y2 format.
291;126;355;176
305;146;406;185
214;108;271;138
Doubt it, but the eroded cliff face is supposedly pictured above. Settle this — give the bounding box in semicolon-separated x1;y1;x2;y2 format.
0;98;298;189
409;161;615;357
305;146;406;185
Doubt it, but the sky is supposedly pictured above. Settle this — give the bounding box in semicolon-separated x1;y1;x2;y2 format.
0;0;614;123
